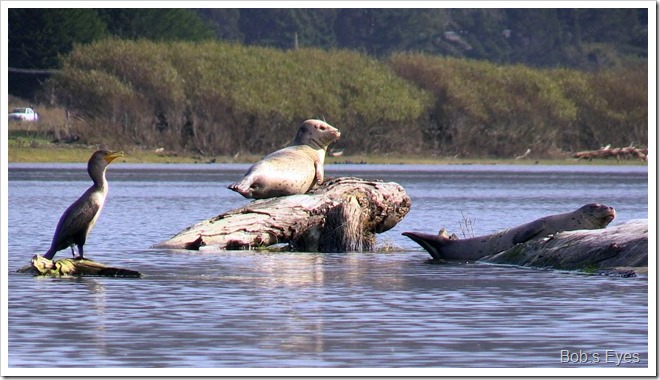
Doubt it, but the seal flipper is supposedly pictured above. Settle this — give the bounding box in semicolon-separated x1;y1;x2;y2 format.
227;178;253;198
314;160;323;185
511;221;546;245
402;232;449;260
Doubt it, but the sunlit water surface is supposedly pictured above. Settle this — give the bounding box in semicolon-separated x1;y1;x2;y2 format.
7;163;648;369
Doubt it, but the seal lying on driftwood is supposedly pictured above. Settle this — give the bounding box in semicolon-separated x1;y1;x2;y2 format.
481;219;648;276
403;203;616;261
228;119;341;199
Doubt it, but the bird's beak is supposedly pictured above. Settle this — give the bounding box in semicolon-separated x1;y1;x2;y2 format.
104;151;125;164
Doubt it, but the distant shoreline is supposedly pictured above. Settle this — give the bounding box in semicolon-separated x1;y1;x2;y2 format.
7;145;648;166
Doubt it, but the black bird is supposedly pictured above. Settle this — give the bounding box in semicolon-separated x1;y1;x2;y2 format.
43;150;124;260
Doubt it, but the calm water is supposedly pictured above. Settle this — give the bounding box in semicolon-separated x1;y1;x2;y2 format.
6;163;649;370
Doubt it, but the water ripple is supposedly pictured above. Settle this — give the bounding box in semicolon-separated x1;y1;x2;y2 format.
7;164;648;369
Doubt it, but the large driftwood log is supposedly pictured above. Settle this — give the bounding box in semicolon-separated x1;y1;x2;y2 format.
17;255;142;277
573;146;648;161
154;177;411;252
480;220;648;276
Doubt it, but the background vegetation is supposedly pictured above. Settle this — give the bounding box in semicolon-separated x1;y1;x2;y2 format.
35;39;646;159
7;8;649;160
388;54;648;157
45;40;432;156
9;8;648;99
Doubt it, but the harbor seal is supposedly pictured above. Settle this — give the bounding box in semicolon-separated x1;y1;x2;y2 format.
228;119;341;199
403;203;616;261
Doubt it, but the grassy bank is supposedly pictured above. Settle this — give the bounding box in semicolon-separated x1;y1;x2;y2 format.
7;140;647;166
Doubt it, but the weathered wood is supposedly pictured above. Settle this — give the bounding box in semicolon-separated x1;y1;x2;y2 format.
17;255;142;277
573;146;648;161
480;220;648;276
154;176;411;252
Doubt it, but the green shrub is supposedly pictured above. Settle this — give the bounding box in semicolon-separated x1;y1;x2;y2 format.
49;39;432;155
46;40;647;158
388;53;647;157
551;64;647;151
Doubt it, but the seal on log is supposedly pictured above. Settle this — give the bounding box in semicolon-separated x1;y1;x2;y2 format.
403;203;616;261
481;219;648;276
228;119;341;199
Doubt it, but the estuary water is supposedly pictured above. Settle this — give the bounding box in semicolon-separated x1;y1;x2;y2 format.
5;163;650;372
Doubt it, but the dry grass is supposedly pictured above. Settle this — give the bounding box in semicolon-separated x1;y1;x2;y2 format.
7;143;647;166
458;211;477;239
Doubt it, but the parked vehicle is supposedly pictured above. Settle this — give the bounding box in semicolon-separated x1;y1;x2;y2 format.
8;107;39;122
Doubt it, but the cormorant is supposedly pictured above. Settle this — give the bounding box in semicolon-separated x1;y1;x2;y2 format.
43;150;124;260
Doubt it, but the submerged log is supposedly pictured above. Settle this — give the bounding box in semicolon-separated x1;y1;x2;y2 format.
480;220;648;276
17;255;142;277
154;177;411;252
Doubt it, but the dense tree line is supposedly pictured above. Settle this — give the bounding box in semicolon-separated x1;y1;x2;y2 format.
194;8;647;68
8;8;648;98
46;40;647;159
8;9;213;98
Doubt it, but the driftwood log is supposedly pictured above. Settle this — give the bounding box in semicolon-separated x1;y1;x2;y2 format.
480;220;648;276
154;177;411;252
573;146;648;161
17;255;142;277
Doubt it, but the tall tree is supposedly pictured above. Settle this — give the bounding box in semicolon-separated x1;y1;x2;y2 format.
504;9;569;66
9;8;107;69
96;9;215;41
238;9;338;49
8;8;107;99
443;9;511;62
335;9;446;56
195;9;244;42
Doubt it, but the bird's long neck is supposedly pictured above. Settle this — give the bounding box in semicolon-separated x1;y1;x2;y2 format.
88;161;108;190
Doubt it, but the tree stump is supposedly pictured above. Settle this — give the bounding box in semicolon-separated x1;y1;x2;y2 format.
17;255;142;277
154;177;411;252
480;220;648;276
